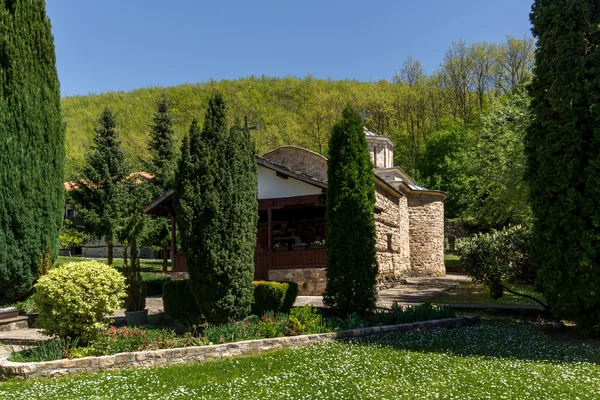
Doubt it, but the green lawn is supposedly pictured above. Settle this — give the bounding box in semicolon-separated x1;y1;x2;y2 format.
1;320;598;399
444;253;463;272
430;280;545;307
54;256;169;273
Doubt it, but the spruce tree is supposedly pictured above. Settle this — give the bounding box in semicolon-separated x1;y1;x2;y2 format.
70;108;129;266
0;0;65;302
323;106;378;316
148;93;176;189
147;93;176;272
527;0;600;328
175;95;257;324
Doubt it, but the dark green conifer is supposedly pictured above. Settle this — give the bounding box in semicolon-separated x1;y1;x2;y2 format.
0;0;65;302
323;106;378;316
527;0;600;328
69;108;129;266
147;93;176;271
175;95;257;324
148;93;176;189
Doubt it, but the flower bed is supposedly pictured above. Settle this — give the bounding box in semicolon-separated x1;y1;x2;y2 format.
6;303;457;364
0;316;480;379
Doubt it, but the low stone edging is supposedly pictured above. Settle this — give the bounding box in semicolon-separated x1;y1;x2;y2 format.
0;316;479;379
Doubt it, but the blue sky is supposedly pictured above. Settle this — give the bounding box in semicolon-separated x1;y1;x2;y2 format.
46;0;533;97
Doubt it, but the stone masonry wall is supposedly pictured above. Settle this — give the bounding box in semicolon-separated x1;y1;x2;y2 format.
0;317;479;379
374;187;410;288
268;268;326;295
408;194;445;276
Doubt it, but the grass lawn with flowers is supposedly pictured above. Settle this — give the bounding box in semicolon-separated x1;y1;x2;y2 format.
1;318;598;399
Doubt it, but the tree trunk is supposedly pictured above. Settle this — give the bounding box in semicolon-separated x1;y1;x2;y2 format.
107;242;113;266
162;242;168;273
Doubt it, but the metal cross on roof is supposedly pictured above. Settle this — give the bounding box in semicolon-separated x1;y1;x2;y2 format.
361;108;370;126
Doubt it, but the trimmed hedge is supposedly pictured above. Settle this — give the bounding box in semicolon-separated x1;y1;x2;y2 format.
163;280;299;322
142;272;170;296
252;281;299;317
162;280;199;323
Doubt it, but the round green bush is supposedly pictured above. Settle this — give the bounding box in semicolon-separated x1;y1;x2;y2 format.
34;260;126;342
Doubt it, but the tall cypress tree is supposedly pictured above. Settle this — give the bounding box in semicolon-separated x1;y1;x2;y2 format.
324;106;378;316
527;0;600;328
175;94;257;324
0;0;65;302
70;108;129;266
147;93;176;272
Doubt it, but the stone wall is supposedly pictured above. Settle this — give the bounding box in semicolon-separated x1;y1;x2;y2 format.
374;187;410;288
408;194;445;276
0;316;479;379
268;268;326;295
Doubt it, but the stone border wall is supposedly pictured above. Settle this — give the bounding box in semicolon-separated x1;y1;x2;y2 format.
0;316;479;379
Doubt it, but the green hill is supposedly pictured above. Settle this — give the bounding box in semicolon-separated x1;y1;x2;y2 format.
60;76;435;177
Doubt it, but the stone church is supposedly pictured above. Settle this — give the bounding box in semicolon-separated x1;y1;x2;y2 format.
144;127;447;295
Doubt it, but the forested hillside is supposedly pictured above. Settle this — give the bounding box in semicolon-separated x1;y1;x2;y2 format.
62;36;534;228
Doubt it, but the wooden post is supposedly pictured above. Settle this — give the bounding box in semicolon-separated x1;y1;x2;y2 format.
170;214;176;270
267;207;273;271
267;208;272;251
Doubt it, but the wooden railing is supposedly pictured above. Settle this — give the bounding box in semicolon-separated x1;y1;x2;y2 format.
272;249;326;269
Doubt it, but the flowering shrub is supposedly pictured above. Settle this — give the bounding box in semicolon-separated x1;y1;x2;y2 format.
34;260;126;342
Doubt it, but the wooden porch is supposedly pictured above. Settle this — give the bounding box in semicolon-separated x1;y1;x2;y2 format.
147;192;328;278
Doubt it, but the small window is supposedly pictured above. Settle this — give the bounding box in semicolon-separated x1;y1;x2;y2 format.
386;233;393;251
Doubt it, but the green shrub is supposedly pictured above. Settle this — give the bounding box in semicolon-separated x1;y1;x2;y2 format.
142;272;170;296
281;281;299;312
286;305;329;335
162;280;200;323
390;303;456;324
258;311;289;338
8;338;79;363
204;316;262;344
457;225;534;287
13;296;38;314
456;225;547;308
34;261;125;342
251;281;299;316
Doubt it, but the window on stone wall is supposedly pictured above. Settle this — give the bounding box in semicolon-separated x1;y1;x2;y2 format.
387;233;393;251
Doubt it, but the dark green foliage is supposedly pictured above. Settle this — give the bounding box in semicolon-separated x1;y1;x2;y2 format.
162;280;199;323
457;225;546;308
389;303;456;324
527;0;600;328
251;281;298;316
145;93;177;271
122;236;146;312
69;108;129;265
324;106;378;315
175;94;257;324
147;93;176;190
281;281;299;312
141;272;170;296
0;0;65;303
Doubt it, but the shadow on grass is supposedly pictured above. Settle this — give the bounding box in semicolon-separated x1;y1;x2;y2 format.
356;318;600;365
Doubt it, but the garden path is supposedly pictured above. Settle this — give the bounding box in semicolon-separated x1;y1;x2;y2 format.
295;272;470;308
